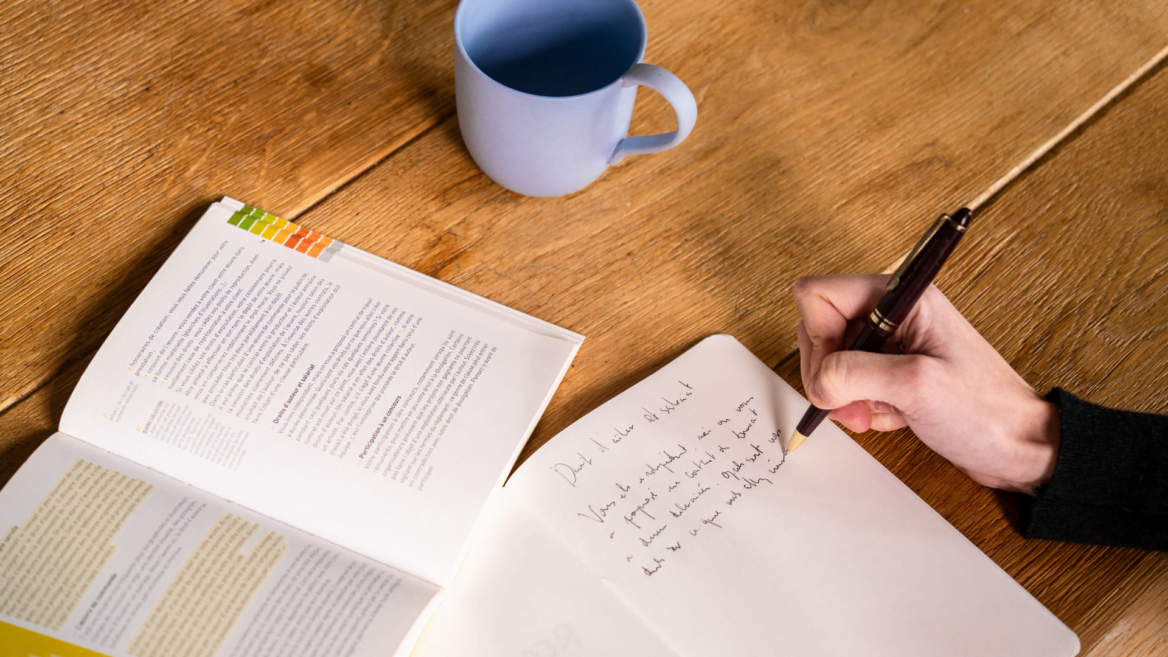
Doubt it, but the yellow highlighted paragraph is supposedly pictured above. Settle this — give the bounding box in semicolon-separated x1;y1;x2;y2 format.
0;460;153;630
126;513;288;657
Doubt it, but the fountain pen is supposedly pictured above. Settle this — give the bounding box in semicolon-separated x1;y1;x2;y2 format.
787;207;974;451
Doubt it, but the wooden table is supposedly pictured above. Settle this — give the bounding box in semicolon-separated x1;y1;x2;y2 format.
2;0;1167;653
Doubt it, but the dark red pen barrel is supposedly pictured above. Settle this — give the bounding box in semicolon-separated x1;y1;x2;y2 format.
793;208;972;443
875;209;971;328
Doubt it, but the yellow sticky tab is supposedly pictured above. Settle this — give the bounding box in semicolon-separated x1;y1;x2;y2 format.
0;620;113;657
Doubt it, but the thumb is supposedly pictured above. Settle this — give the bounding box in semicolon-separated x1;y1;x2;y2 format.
810;350;937;414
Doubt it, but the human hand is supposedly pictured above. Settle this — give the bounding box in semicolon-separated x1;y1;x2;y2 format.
793;274;1059;494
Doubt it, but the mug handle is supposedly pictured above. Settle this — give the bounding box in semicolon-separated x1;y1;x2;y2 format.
608;63;698;165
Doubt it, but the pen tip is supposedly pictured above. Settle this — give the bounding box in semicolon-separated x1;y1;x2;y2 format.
787;431;808;452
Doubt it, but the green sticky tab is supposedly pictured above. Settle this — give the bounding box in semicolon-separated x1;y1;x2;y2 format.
240;205;255;215
250;215;273;234
239;216;258;230
227;211;246;226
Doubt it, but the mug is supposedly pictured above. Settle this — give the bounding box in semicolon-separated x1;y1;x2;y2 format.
453;0;698;197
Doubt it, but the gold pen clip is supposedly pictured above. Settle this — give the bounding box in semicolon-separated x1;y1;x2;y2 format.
887;214;949;291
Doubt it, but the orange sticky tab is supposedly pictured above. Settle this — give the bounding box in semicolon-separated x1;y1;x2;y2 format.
285;236;302;250
307;243;325;258
317;236;334;248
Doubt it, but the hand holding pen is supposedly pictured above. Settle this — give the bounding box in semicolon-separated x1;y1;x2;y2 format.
790;208;974;449
787;211;1060;494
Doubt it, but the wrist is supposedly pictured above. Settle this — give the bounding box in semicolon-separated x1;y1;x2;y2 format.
1002;398;1061;495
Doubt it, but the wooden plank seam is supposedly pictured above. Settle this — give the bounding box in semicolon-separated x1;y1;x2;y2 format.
884;42;1168;276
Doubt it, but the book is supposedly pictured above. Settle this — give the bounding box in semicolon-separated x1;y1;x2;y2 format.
0;198;583;657
412;335;1080;657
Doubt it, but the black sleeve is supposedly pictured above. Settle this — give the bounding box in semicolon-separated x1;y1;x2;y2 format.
1022;389;1168;550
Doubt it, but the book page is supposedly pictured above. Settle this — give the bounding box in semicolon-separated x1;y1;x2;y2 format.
423;335;1079;656
0;433;441;657
61;199;582;587
413;487;680;657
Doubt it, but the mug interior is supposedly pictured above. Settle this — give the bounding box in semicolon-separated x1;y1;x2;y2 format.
457;0;645;97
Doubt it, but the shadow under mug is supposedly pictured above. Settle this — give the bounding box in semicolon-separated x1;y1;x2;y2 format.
454;0;698;197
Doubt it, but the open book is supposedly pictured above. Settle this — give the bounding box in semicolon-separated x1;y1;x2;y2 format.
0;198;583;657
413;335;1081;657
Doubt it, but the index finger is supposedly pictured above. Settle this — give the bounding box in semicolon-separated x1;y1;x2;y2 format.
791;274;889;397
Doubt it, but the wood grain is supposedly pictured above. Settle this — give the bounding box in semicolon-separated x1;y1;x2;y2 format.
4;1;1168;414
776;62;1168;654
2;0;1168;652
1079;553;1168;657
948;62;1168;655
0;0;459;411
286;4;1168;649
278;0;1168;463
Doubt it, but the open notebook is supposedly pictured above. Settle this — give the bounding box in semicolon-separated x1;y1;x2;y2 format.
0;198;582;657
414;335;1080;657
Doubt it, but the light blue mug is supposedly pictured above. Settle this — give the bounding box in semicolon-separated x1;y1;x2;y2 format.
454;0;698;197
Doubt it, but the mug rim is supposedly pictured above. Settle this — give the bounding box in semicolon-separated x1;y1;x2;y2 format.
453;0;648;101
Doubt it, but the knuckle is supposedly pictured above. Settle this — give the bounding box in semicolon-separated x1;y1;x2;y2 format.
804;327;829;347
794;273;812;296
791;275;826;303
791;276;814;303
902;355;935;388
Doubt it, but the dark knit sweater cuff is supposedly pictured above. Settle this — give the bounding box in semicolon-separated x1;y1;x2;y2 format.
1022;389;1168;551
